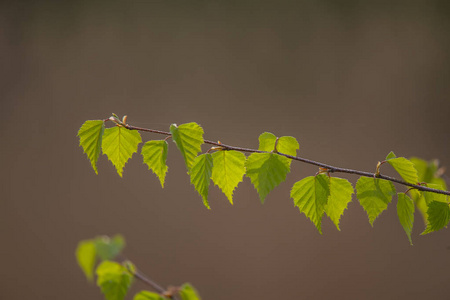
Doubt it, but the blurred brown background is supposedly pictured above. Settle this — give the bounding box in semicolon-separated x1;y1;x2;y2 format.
1;1;450;299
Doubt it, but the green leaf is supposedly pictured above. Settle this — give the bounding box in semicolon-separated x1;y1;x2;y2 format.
102;126;142;177
95;235;125;261
414;195;429;226
246;153;291;203
211;150;246;204
356;177;396;226
134;291;167;300
423;184;448;204
385;151;396;160
76;239;97;281
385;151;418;184
325;177;354;231
78;120;105;174
257;132;299;158
410;157;441;184
141;140;169;188
397;193;414;245
409;157;448;225
291;174;330;234
422;201;450;234
190;153;213;209
258;132;277;152
179;283;201;300
276;136;299;157
170;123;204;170
96;261;133;300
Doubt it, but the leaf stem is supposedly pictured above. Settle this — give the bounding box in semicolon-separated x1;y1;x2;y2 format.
123;124;450;196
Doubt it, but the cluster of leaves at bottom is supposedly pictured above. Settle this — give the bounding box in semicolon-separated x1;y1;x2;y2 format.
78;119;450;245
76;235;201;300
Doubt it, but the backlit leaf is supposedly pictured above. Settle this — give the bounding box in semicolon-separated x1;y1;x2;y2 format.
410;157;448;225
397;193;414;245
291;174;330;234
78;120;105;174
258;132;277;152
410;157;440;183
356;177;396;226
385;151;396;160
211;150;246;204
179;283;201;300
190;154;213;209
325;177;354;231
76;239;97;281
257;132;299;159
141;140;169;188
422;183;448;204
414;196;429;226
276;136;299;158
410;157;447;226
95;235;125;261
102;126;142;177
96;261;133;300
170;123;204;170
421;201;450;234
246;153;290;203
385;151;418;184
134;291;167;300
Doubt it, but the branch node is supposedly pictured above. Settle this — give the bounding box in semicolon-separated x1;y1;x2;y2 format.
405;187;417;195
272;137;280;154
163;286;181;299
316;167;331;177
375;161;383;178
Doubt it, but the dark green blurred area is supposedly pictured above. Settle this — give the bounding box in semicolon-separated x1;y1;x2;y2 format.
1;1;450;300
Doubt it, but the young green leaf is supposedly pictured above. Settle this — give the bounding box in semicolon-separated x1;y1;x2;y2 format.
385;151;396;160
170;123;204;170
414;195;429;226
78;120;105;174
141;140;169;188
179;283;201;300
211;150;246;204
246;153;290;203
422;184;448;204
385;151;418;184
397;193;414;245
102;126;142;177
356;177;396;226
258;132;277;152
96;261;134;300
276;136;299;158
134;291;167;300
257;132;299;159
409;157;443;184
247;133;295;203
190;153;213;209
325;177;354;231
95;235;125;261
291;175;330;234
409;157;448;225
76;239;97;281
421;201;450;234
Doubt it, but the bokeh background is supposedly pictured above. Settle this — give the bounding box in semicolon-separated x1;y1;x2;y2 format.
2;1;450;299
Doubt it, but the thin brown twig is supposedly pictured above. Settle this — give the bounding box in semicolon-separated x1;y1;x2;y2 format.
134;269;180;300
123;123;450;196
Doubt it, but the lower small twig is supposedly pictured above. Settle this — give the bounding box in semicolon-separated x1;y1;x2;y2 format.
134;269;180;300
